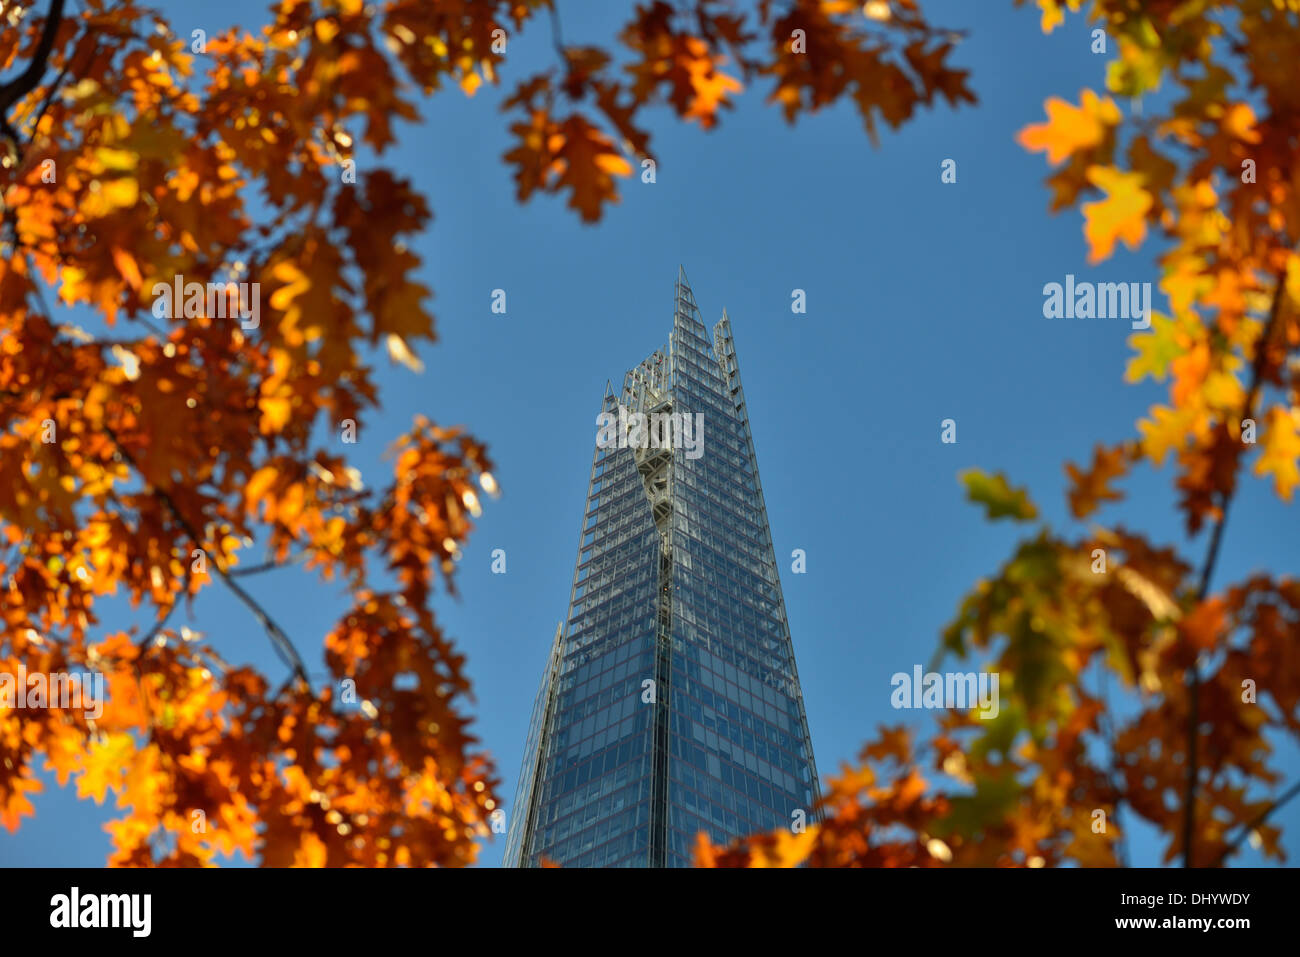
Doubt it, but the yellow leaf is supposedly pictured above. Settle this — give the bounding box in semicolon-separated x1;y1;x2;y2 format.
1202;368;1244;412
1285;255;1300;313
77;732;135;804
1161;257;1214;316
245;466;278;514
258;393;293;434
1255;406;1300;501
1082;166;1151;263
269;261;311;323
90;147;139;173
1138;403;1200;466
1034;0;1077;33
1125;312;1184;384
100;178;139;209
752;825;819;868
81;177;139;217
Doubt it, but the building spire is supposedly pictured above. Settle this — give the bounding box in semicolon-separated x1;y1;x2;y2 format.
673;265;704;335
506;269;822;868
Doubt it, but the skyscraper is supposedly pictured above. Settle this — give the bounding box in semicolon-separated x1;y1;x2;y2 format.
504;269;820;868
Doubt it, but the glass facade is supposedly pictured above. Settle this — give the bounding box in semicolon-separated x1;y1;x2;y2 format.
505;269;819;867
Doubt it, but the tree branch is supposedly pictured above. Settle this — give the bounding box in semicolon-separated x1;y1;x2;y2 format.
136;595;179;650
24;55;70;147
229;552;309;578
1214;779;1300;866
1182;266;1287;867
548;1;567;68
1097;661;1130;867
101;423;311;689
15;23;96;166
0;0;66;143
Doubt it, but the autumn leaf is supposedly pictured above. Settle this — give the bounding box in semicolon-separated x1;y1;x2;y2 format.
110;247;143;290
1138;404;1201;466
1180;598;1227;653
1081;166;1152;263
692;831;718;868
0;773;42;832
553;115;633;223
1029;0;1085;34
1017;90;1121;166
747;826;819;868
862;725;913;764
80;177;140;218
960;469;1039;521
1125;312;1186;384
1254;407;1300;501
680;44;743;128
1065;444;1128;519
1221;103;1261;144
77;733;135;805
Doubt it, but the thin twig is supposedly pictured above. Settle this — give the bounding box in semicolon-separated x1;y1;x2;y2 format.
22;56;71;154
102;423;311;689
1214;780;1300;865
548;2;568;72
137;597;179;650
229;552;309;578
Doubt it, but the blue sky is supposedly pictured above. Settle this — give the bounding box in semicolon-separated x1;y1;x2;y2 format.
3;0;1296;867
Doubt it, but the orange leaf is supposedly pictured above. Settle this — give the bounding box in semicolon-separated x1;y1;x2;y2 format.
1180;598;1227;652
555;116;632;222
110;247;143;289
1018;90;1121;166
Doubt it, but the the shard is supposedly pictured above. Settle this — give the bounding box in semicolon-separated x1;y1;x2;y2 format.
504;269;820;867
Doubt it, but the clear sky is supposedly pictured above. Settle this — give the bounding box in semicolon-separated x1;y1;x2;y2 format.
3;0;1296;867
